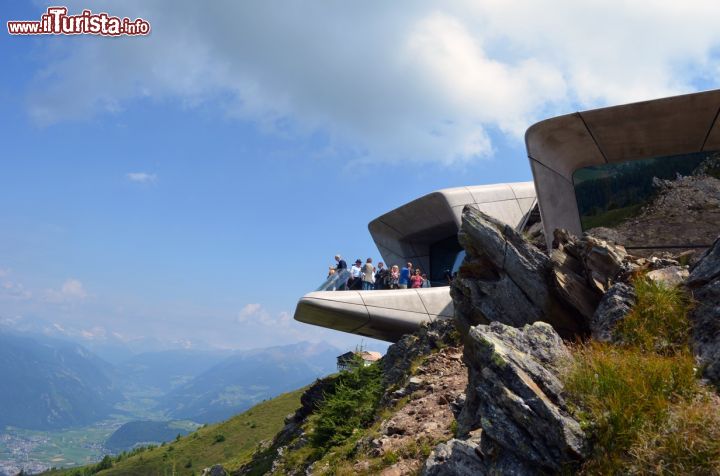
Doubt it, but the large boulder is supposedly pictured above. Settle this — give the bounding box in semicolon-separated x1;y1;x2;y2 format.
425;322;586;474
451;206;587;338
687;237;720;385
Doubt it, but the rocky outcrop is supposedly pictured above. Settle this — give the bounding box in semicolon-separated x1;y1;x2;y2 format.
360;345;467;475
424;437;534;476
452;206;643;340
590;282;636;342
424;322;586;475
451;206;587;339
382;319;459;390
687;237;720;386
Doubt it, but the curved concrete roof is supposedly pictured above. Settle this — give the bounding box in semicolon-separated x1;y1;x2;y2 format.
525;89;720;248
294;287;453;342
368;182;536;273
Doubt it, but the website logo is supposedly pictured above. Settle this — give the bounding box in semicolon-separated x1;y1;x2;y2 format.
7;6;151;36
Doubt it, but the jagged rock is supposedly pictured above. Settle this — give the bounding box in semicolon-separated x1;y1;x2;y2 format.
202;465;228;476
591;282;636;342
422;437;534;475
454;322;585;473
688;236;720;287
451;206;587;338
646;265;689;286
553;229;629;294
381;318;458;390
687;237;720;386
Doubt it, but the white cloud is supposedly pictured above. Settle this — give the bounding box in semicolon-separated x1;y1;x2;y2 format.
126;172;157;183
0;269;32;301
237;303;292;327
80;326;106;340
25;1;720;165
45;278;88;303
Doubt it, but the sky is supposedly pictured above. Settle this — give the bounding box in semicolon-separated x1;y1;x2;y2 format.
2;0;720;353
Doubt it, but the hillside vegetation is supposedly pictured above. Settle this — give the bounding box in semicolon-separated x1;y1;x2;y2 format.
48;388;304;476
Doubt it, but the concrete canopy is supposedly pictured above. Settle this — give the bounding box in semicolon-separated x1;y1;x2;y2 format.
367;182;536;274
526;89;720;248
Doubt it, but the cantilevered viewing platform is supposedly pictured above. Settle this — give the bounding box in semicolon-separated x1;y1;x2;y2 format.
294;182;537;342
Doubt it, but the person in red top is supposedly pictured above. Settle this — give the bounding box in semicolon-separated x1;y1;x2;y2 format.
410;268;424;288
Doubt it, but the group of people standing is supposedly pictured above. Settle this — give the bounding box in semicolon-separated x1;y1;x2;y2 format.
329;255;431;290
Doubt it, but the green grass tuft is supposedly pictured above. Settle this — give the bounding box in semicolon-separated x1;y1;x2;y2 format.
614;278;692;356
562;275;720;474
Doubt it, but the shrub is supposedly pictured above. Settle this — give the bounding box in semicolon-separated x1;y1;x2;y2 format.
214;434;226;444
614;278;692;356
311;358;383;449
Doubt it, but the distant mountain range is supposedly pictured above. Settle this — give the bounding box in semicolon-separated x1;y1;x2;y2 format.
117;349;231;394
158;342;340;423
0;332;119;430
0;331;341;431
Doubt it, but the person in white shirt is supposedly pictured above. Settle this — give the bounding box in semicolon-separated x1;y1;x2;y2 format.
350;259;363;290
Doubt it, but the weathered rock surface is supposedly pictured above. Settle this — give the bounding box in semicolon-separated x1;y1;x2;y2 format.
426;322;585;474
590;282;636;342
451;206;587;338
687;237;720;386
382;318;459;390
423;437;534;476
360;345;467;475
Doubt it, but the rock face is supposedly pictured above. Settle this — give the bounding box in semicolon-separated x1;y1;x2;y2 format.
452;206;643;340
424;322;586;475
381;319;459;390
451;206;587;339
687;237;720;386
362;345;467;475
590;282;636;342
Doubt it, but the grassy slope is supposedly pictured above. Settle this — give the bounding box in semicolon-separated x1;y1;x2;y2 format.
49;388;304;476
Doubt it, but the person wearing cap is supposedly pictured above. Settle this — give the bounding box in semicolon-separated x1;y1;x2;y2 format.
350;259;363;290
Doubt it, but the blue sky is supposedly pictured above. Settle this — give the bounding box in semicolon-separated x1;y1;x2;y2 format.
2;1;720;352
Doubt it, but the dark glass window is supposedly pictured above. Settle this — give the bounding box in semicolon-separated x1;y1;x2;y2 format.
573;151;720;250
429;235;463;286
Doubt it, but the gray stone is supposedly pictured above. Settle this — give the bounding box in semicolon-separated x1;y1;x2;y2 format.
451;206;587;339
457;322;586;473
591;282;636;342
688;236;720;287
202;465;227;476
646;265;689;286
688;237;720;385
422;437;535;475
